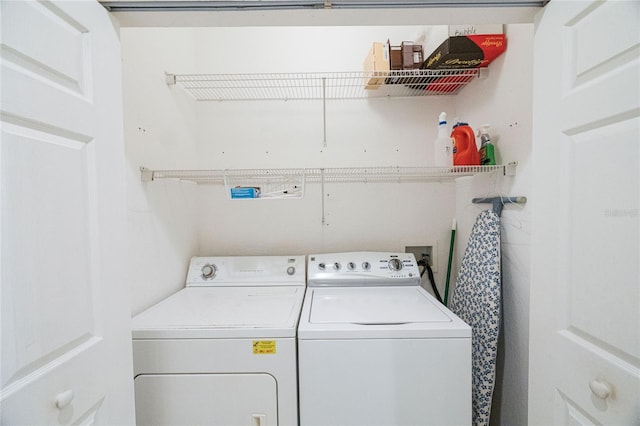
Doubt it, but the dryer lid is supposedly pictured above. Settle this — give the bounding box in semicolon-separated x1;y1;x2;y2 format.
132;287;305;339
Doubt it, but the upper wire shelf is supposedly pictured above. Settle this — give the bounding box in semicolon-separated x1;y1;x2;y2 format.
166;69;483;101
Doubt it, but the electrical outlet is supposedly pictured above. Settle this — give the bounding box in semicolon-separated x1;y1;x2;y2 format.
405;245;436;272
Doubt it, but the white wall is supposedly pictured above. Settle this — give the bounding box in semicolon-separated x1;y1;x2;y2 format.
122;25;462;299
121;28;201;315
193;26;458;291
453;24;533;426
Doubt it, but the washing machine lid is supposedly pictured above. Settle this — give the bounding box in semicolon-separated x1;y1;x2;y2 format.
132;286;305;339
298;286;471;339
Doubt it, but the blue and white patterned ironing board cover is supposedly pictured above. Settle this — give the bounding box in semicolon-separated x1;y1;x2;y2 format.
450;209;501;426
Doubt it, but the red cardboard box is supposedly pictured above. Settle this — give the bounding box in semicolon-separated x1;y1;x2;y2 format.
422;34;506;70
422;71;477;94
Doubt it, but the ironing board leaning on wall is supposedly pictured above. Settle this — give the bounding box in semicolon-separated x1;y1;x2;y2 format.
449;196;526;426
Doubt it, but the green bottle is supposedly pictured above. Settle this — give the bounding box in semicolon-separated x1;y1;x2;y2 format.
478;124;496;166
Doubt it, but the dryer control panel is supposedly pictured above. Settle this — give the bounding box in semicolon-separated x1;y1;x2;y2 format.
307;252;420;287
186;255;305;287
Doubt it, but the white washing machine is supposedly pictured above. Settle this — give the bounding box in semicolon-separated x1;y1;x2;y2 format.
297;252;472;426
132;256;306;426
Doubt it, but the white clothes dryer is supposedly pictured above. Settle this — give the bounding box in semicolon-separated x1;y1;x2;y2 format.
132;256;306;426
297;252;472;426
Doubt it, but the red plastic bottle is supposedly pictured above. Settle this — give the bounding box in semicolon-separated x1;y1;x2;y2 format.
451;122;480;166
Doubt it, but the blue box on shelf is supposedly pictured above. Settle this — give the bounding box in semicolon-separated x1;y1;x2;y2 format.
230;187;261;199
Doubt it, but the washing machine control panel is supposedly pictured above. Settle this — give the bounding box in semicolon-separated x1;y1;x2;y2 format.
307;252;420;287
186;255;306;287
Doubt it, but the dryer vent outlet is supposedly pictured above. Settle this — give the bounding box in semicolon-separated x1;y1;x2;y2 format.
405;245;435;272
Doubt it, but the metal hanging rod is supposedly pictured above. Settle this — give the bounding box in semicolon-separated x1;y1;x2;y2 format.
472;195;527;216
102;1;548;12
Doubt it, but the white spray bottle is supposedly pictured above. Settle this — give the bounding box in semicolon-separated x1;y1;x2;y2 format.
434;112;453;167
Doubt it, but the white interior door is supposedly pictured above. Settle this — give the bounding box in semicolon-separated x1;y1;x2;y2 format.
0;1;135;424
530;1;639;424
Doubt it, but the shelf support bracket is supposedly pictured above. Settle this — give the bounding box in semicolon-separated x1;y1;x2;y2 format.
140;167;154;182
504;161;518;176
165;73;176;86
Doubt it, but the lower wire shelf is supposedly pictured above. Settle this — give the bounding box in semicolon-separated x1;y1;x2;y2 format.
141;163;517;199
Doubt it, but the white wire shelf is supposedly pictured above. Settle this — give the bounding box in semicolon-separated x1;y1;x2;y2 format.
141;163;516;185
166;69;483;101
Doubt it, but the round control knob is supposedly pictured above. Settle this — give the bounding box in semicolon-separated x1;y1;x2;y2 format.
287;266;296;276
333;262;341;270
318;262;326;271
362;261;371;270
347;262;356;270
201;263;217;279
388;258;403;271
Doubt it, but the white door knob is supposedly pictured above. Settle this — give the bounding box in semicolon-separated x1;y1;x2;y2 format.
589;379;612;400
55;389;74;409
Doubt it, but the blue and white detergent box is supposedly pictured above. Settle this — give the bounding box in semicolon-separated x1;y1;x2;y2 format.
230;187;261;199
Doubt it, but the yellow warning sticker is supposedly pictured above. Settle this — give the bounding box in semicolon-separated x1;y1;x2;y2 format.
252;340;276;355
